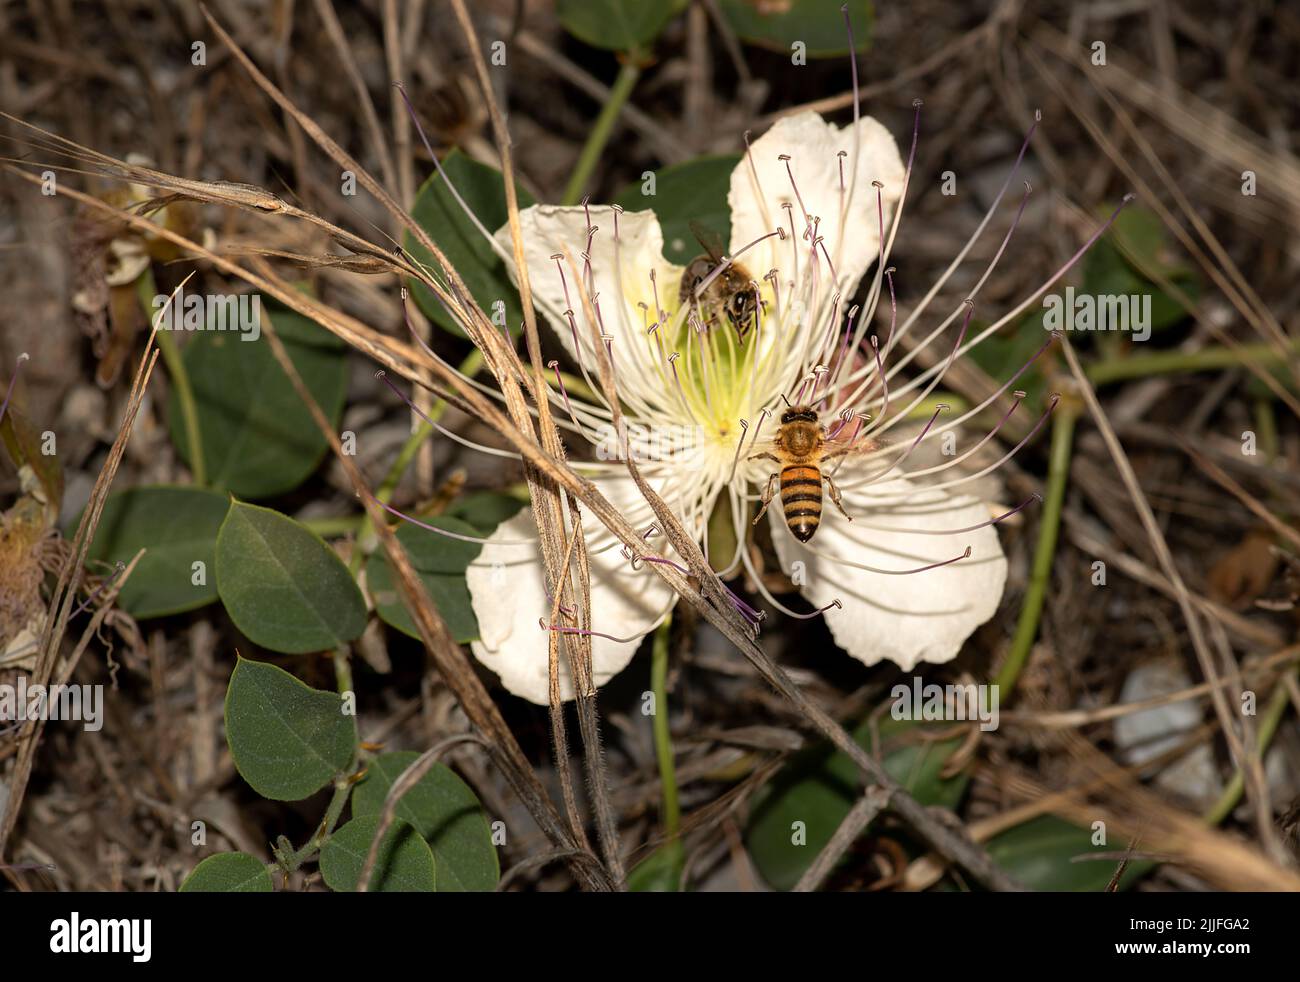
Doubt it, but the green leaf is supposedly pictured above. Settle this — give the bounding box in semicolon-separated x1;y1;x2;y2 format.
216;501;366;653
442;491;526;535
746;717;969;891
168;301;348;498
365;516;482;644
1083;238;1198;334
556;0;681;51
224;657;356;801
1108;207;1167;267
985;816;1148;892
717;0;872;58
319;815;437;892
613;155;742;266
405;151;536;339
352;751;498;891
626;840;684;892
180;852;274;892
82;486;229;619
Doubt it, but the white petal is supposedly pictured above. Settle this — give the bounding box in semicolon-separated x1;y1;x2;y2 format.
770;472;1006;671
729;111;905;302
466;478;682;705
496;204;684;375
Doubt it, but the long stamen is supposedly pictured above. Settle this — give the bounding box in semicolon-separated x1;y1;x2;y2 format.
865;297;973;439
801;542;975;576
548;359;593;437
781;598;842;620
854;403;949;486
744;407;772;459
856;493;1042;536
395;81;517;280
638;555;765;627
692;229;784;299
846;394;1060;497
780;154;812;232
866;335;889;420
376;370;523;460
72;560;126;618
539;619;650;644
737;545;839;621
551;254;573;310
365;492;535;546
0;352;29;426
898;390;1028;479
726;418;750;483
667;352;697;422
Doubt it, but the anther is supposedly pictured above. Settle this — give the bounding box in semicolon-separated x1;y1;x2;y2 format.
782;598;843;620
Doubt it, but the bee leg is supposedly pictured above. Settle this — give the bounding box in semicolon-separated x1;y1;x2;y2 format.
748;452;780;463
823;475;853;522
752;473;780;525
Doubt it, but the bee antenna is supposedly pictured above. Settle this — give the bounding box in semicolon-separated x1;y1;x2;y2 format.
779;393;791;408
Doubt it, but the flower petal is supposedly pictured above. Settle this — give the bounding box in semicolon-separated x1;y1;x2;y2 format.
729;111;905;302
769;473;1006;671
466;478;682;705
496;204;684;372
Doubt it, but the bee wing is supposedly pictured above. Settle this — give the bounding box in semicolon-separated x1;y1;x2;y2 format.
825;431;884;462
688;220;727;263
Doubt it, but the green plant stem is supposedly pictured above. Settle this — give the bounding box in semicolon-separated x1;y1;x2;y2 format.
1202;666;1298;827
137;269;206;486
560;60;641;206
650;616;681;841
333;644;353;697
1087;338;1300;386
278;777;353;872
994;399;1080;695
349;348;482;574
1253;397;1279;462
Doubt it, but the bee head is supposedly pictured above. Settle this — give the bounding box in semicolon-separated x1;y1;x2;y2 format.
780;407;819;425
730;290;756;317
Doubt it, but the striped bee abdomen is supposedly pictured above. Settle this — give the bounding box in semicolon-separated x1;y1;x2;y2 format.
780;464;823;543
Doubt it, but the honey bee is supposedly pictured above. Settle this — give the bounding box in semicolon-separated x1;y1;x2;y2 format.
750;403;857;543
678;221;759;340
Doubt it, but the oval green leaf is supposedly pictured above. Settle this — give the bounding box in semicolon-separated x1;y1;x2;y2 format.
224;656;357;801
351;750;498;891
745;716;969;891
168;302;348;498
180;852;274;892
556;0;682;51
717;0;872;58
216;501;366;653
405;151;536;338
613;154;741;266
319;815;437;892
365;516;482;644
82;486;230;618
985;815;1150;892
